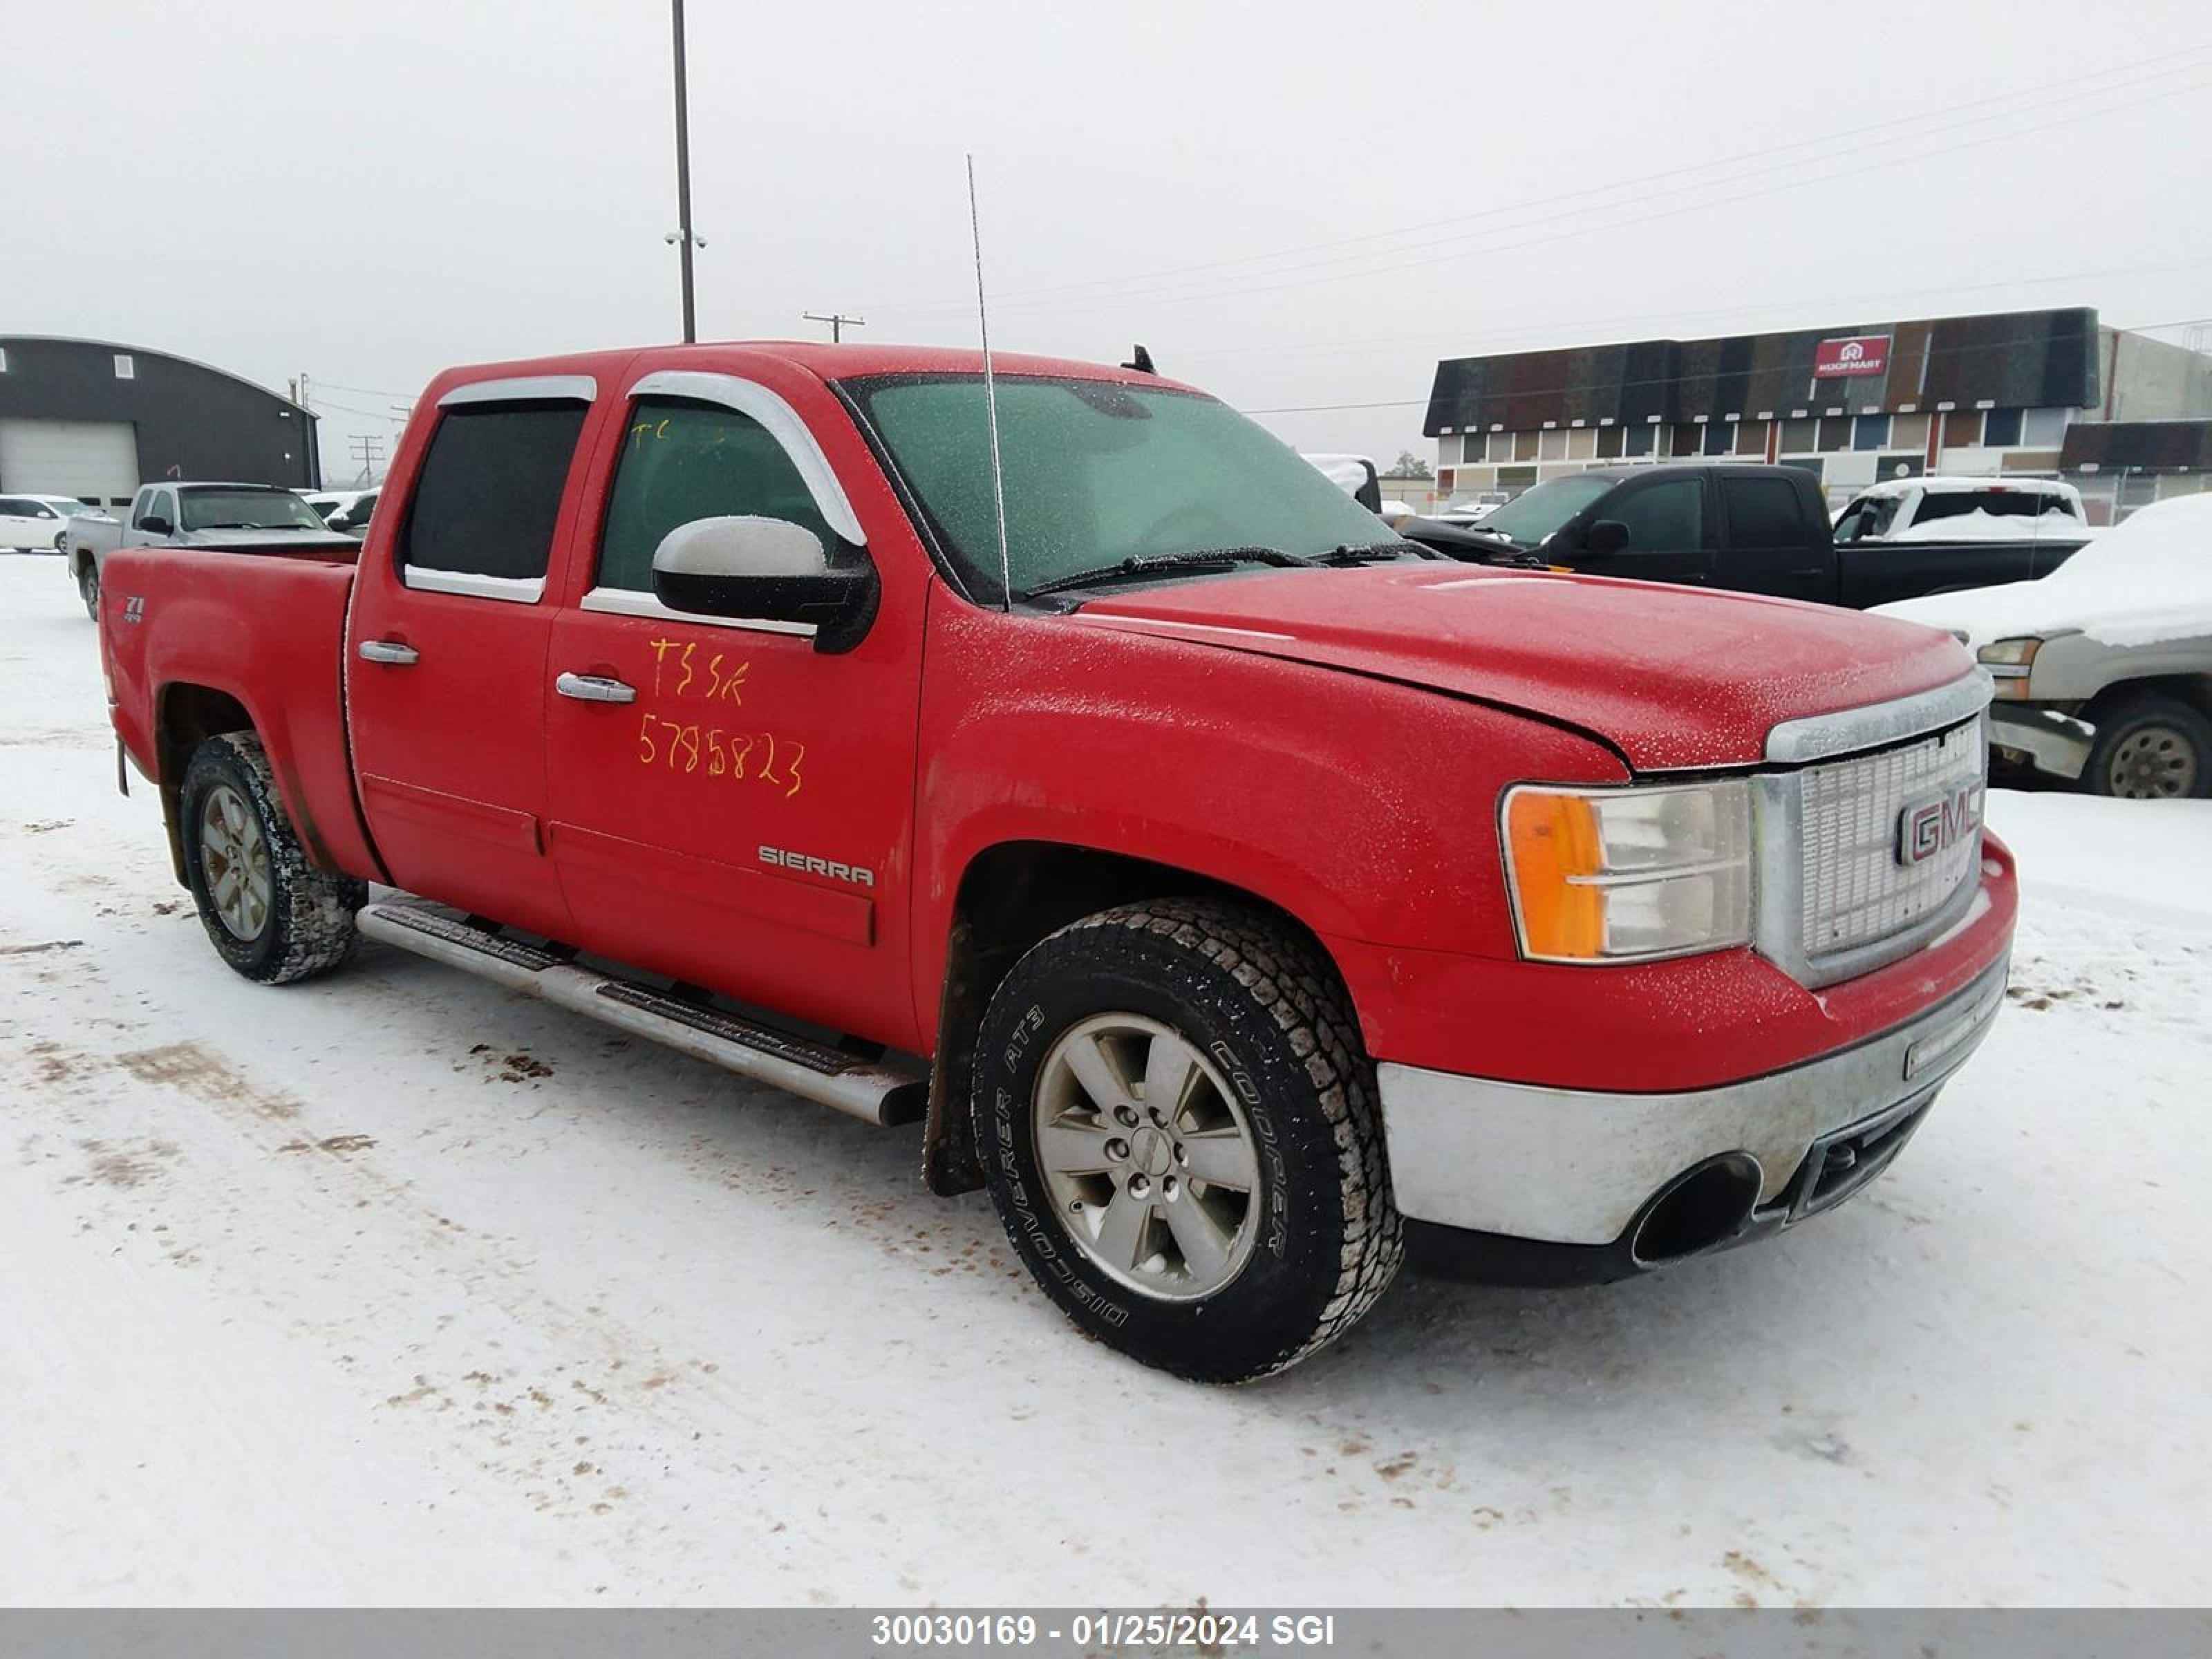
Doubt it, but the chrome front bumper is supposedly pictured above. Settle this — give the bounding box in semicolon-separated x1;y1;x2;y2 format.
1989;704;2094;780
1375;954;2009;1248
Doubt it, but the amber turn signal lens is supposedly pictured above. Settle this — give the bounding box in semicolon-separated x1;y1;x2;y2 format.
1505;791;1606;959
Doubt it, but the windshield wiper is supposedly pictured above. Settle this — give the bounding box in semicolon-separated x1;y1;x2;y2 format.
1313;541;1436;565
1024;546;1311;600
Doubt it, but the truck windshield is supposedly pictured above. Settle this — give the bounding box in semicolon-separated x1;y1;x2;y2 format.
845;374;1403;601
1470;474;1618;546
179;489;329;532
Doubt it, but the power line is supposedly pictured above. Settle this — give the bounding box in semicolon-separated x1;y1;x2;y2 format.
1174;255;2212;368
953;73;2212;324
310;378;420;400
865;44;2212;319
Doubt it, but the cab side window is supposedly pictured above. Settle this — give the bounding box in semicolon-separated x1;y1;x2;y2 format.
594;395;841;594
1611;476;1703;552
1722;477;1808;549
402;400;588;585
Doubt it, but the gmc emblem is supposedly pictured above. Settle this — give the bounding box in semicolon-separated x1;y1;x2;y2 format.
1897;783;1982;867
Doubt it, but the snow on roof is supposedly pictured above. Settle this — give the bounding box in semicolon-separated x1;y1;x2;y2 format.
1856;474;2080;499
1875;494;2212;650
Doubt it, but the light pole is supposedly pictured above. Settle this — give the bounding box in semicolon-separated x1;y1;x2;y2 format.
669;0;698;342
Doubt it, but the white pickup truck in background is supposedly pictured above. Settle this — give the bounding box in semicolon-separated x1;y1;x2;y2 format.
1833;476;2090;544
60;481;349;616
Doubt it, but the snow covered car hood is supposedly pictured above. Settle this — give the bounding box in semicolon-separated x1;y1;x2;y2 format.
1875;494;2212;652
1067;562;1971;771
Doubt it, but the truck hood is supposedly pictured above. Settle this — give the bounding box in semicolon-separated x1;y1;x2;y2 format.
1068;564;1972;771
176;527;356;548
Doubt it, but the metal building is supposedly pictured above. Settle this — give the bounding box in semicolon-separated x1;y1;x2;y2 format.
0;335;320;507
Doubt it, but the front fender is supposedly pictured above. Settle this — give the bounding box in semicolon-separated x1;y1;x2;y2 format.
909;594;1624;1039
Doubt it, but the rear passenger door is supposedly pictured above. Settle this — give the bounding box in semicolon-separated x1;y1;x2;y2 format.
1571;472;1714;586
346;382;597;939
1717;474;1831;603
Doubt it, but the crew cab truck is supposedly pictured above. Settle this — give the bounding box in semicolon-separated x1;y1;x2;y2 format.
100;343;2017;1382
1422;461;2086;608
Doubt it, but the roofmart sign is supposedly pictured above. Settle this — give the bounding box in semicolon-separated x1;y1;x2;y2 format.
1815;335;1891;378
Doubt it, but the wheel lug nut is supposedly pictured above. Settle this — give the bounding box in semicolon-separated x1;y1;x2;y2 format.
1105;1138;1130;1161
1162;1175;1179;1199
1115;1106;1139;1127
1128;1173;1151;1198
1172;1143;1186;1163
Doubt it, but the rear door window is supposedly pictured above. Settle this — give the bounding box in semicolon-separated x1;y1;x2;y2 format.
1723;477;1808;549
400;400;588;596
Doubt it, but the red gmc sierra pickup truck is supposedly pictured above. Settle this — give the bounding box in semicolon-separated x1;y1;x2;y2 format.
97;342;2015;1382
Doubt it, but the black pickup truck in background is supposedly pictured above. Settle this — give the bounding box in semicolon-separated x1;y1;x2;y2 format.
1401;462;2090;609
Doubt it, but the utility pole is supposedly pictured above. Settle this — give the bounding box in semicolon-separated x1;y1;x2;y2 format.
298;373;321;487
348;433;386;487
803;312;866;344
668;0;699;342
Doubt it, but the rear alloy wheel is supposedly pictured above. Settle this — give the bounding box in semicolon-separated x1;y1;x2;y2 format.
179;731;366;983
2084;695;2212;800
973;899;1402;1383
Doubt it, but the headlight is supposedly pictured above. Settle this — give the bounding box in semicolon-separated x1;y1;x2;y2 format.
1503;781;1753;964
1977;637;2041;698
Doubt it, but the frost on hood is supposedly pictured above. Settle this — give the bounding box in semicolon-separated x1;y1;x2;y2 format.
1873;494;2212;650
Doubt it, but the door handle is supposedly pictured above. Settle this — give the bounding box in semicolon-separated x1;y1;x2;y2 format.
358;639;419;666
556;671;637;704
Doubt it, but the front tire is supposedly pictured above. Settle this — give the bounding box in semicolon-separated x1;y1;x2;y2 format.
2083;693;2212;799
973;900;1401;1383
179;732;366;983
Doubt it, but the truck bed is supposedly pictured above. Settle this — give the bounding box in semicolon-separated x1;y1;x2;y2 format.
101;541;384;883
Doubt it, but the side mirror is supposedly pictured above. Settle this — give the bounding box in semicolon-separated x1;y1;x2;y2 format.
1583;518;1630;556
650;516;877;653
140;515;174;537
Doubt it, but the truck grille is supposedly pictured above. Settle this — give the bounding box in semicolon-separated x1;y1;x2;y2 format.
1799;718;1985;962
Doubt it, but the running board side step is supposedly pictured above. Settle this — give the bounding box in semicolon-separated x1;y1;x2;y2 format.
357;901;927;1127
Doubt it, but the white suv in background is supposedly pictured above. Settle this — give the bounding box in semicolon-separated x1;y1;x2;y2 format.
0;494;104;552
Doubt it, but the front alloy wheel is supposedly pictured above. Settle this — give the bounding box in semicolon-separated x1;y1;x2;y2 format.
1032;1013;1262;1300
973;899;1403;1383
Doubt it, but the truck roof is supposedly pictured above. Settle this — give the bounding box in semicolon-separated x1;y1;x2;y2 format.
424;341;1199;399
1853;475;2078;500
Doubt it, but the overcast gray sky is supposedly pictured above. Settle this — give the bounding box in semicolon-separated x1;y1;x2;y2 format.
9;0;2211;480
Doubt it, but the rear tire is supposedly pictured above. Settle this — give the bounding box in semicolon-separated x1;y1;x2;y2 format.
2083;694;2212;800
179;732;366;983
77;559;99;619
972;899;1401;1383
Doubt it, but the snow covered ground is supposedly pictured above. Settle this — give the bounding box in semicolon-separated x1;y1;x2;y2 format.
2;550;2207;1608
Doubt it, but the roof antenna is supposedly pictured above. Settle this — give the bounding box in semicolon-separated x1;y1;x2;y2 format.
966;153;1013;612
1122;344;1155;375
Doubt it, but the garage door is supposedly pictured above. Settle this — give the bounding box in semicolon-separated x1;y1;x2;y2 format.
0;418;140;506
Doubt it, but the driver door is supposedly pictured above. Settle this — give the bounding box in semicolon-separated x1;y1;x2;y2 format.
1571;472;1714;586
